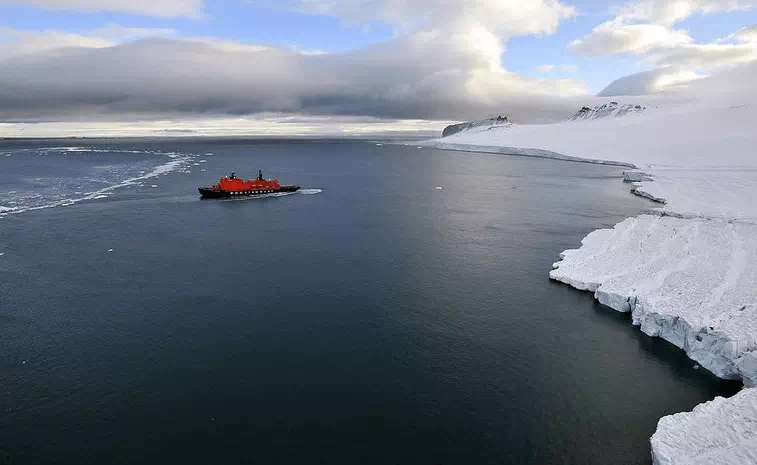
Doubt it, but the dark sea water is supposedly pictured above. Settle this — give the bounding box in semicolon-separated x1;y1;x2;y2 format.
0;139;738;465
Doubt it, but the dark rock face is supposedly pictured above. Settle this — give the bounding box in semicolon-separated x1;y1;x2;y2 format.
442;115;509;137
568;102;647;121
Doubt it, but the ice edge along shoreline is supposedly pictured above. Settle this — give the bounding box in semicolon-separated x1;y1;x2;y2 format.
422;140;756;463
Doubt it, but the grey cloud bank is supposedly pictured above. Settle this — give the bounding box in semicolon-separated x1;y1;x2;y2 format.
0;36;586;124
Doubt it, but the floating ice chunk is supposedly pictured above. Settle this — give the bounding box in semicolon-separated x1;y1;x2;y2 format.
0;253;5;256
651;388;757;465
108;249;114;252
151;185;158;188
93;195;108;199
436;186;443;190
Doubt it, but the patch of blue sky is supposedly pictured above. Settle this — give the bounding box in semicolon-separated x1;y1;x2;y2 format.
0;2;396;53
502;6;644;95
679;10;757;42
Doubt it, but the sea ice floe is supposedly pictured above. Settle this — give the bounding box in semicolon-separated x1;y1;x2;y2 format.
651;388;757;465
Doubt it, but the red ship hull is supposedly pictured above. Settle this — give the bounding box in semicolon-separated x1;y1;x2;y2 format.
199;172;300;198
199;184;300;198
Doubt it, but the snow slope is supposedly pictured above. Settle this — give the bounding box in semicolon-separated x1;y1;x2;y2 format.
421;99;757;464
426;103;757;222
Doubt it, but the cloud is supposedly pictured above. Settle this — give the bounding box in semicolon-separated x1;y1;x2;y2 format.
648;42;757;68
294;0;577;37
571;0;754;57
736;24;757;42
570;0;757;95
538;63;578;73
598;67;704;95
93;24;177;41
0;1;588;124
0;0;204;18
0;26;114;60
570;23;692;55
0;34;588;124
719;24;757;43
613;0;753;26
0;25;178;61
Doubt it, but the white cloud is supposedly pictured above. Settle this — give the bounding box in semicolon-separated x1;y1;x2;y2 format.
295;0;577;37
598;67;705;95
0;0;204;17
93;24;177;41
614;0;753;26
0;27;114;60
720;24;757;43
570;0;757;96
570;23;693;56
0;25;179;61
538;63;578;73
571;0;754;57
648;42;757;68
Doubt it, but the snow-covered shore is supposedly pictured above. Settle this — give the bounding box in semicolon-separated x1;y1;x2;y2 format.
421;100;757;464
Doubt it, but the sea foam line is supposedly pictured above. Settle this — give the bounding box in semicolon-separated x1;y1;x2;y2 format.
0;150;193;217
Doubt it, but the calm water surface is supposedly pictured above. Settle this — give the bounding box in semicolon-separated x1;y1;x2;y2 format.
0;139;738;465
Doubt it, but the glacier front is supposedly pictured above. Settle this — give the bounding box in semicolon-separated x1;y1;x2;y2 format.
420;98;757;463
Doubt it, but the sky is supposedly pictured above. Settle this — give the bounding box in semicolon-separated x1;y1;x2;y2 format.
1;0;756;136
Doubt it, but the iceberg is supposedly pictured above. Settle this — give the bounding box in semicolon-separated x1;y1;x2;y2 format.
420;97;757;462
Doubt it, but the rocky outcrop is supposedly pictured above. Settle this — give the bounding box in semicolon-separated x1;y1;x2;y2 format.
442;115;509;137
569;102;646;121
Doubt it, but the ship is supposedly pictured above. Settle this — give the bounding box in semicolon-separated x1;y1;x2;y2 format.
198;170;300;198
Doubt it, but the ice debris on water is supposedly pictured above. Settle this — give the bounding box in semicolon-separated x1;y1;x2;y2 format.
108;249;114;252
151;185;158;188
436;186;443;190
